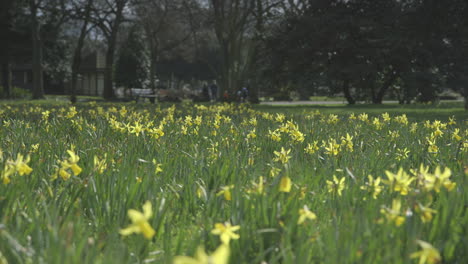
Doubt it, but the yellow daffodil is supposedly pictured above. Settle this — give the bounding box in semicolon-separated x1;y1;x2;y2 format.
10;153;33;176
381;112;391;122
152;159;163;174
340;133;354;152
326;175;346;196
119;201;156;240
248;176;264;195
279;176;292;193
304;141;319;154
395;148;410;161
384;168;415;195
61;149;82;176
216;185;234;201
94;154;107;174
289;129;305;143
1;153;33;184
246;129;256;139
173;244;230;264
410;240;441;264
415;203;437;223
323;139;341;156
269;167;281;178
273;147;291;164
452;128;462;141
1;164;15;185
380;199;405;226
360;175;383;199
268;129;282;142
298;205;317;224
211;222;240;245
423;166;456;193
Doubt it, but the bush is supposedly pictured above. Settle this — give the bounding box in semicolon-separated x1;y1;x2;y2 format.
0;86;32;99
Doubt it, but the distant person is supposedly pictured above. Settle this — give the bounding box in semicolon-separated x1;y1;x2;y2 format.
210;80;218;102
201;82;210;101
241;86;249;103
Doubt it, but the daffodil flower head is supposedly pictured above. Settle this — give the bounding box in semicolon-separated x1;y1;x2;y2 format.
380;199;405;226
326;175;346;196
211;222;240;245
279;176;292;193
384;168;415;195
298;205;317;224
173;244;230;264
120;201;155;240
64;149;82;176
415;203;437;223
410;240;441;264
216;185;234;201
360;175;383;199
273;147;292;164
11;153;33;176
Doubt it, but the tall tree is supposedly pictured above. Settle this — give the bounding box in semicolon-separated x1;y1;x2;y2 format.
29;0;45;99
92;0;129;99
0;0;16;98
135;0;193;92
70;0;94;103
115;26;148;91
210;0;256;94
28;0;69;99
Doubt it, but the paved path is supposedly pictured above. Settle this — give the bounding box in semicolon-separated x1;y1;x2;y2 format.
260;99;463;105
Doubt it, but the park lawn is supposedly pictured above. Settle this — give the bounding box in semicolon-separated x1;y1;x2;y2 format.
0;102;467;263
255;102;468;121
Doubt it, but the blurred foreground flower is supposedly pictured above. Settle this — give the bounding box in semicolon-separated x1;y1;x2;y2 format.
173;244;229;264
120;201;155;240
410;240;441;264
379;199;405;226
211;222;240;245
279;176;292;193
298;205;317;224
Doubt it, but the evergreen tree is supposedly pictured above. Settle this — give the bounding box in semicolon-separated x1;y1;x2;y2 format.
115;27;149;91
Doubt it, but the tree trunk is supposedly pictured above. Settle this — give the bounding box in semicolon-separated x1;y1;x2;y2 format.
103;35;116;99
373;72;398;104
30;1;45;99
70;0;93;103
148;42;158;93
342;79;355;104
1;62;12;98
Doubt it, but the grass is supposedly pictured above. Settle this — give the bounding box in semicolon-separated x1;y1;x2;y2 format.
0;101;467;263
255;102;468;121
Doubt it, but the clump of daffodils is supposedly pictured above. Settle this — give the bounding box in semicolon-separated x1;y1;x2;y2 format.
384;168;415;196
1;153;33;184
51;148;82;181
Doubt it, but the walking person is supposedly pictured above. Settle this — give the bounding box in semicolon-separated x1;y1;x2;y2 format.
210;80;218;102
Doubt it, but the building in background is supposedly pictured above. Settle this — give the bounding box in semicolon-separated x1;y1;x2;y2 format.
75;51;106;96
